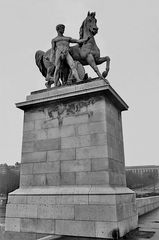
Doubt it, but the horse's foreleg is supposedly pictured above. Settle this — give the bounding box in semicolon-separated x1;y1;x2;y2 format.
87;54;109;84
96;56;110;78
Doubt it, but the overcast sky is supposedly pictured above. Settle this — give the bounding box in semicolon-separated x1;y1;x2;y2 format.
0;0;159;166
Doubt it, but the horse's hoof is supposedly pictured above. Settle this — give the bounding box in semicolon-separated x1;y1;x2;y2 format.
102;70;109;78
45;82;51;89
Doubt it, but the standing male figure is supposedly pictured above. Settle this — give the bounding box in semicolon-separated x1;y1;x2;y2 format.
47;24;89;86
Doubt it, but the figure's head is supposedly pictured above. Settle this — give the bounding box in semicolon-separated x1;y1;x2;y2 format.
56;24;65;34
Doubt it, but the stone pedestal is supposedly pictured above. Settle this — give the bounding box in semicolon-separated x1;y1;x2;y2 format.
5;79;138;239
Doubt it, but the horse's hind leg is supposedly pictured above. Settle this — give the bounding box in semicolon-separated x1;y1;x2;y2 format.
87;54;109;83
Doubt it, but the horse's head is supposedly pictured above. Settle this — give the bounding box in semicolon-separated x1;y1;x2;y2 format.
79;11;98;38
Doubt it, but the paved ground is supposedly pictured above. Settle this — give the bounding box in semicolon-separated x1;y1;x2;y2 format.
122;207;159;240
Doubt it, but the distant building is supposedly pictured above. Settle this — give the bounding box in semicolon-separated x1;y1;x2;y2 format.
126;165;159;176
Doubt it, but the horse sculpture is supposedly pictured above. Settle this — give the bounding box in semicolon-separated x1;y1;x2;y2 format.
35;12;110;88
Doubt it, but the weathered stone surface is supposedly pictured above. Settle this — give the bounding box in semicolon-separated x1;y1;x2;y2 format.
5;218;21;232
75;205;117;221
23;121;35;132
21;163;33;175
20;218;37;232
47;149;75;161
34;138;60;151
95;221;118;238
36;219;55;234
55;220;95;237
77;122;106;136
88;194;116;205
109;171;126;186
61;160;91;172
37;205;74;219
61;135;91;149
35;118;58;130
22;151;47;163
63;114;89;126
76;145;108;159
46;173;60;186
24;110;47;122
22;141;34;153
60;172;76;185
76;171;109;185
91;158;109;171
8;195;27;204
6;204;38;218
33;161;60;174
20;174;47;187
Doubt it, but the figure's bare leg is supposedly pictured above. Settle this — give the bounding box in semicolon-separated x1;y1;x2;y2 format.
66;54;82;83
53;62;61;86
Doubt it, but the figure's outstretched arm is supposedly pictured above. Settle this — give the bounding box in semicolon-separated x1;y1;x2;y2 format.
70;36;90;44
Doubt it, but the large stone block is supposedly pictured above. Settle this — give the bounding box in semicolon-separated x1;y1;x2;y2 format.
21;163;34;174
61;160;91;172
77;121;106;136
75;205;117;221
91;158;109;171
95;221;118;238
55;220;95;237
76;145;108;159
22;141;34;153
23;120;35;132
63;114;89;126
36;219;55;234
33;161;60;174
20;174;47;187
6;204;38;218
54;195;88;205
88;194;116;205
35;118;58;130
76;171;109;185
61;135;91;149
22;151;47;163
37;205;74;219
60;172;76;185
46;173;60;186
5;218;21;232
34;138;60;151
20;218;37;233
47;149;75;161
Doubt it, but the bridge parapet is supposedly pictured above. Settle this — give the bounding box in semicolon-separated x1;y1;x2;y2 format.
137;196;159;216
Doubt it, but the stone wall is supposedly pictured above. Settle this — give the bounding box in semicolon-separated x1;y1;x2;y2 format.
20;93;126;187
137;196;159;216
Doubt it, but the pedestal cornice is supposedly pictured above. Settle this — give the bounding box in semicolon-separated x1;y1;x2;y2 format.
16;79;128;111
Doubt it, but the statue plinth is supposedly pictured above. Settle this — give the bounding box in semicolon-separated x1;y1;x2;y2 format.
5;79;138;239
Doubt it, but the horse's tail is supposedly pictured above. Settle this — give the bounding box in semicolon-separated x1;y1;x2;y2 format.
35;50;47;77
